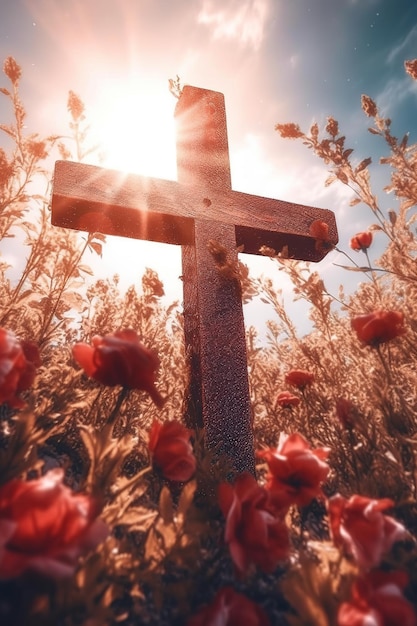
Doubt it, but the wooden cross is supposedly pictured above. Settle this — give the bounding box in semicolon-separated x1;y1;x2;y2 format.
51;86;338;475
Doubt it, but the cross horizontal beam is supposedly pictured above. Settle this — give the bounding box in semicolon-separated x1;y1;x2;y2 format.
52;160;338;261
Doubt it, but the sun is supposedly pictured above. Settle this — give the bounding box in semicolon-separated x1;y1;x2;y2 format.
81;75;183;295
91;77;178;181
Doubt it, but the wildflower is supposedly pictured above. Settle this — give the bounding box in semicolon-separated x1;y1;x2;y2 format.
361;94;378;118
275;122;303;139
285;369;315;390
326;116;339;137
328;494;408;571
275;391;301;409
309;219;332;252
0;148;14;189
338;570;416;626
3;56;21;83
26;139;48;160
350;231;373;251
0;469;108;579
309;220;329;241
257;433;330;511
0;328;40;408
72;329;164;407
67;90;85;122
149;419;196;482
404;59;417;81
187;586;271;626
218;472;289;574
351;310;406;347
142;267;164;298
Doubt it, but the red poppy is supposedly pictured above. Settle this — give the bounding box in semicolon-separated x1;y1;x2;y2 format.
338;570;416;626
257;433;330;510
284;369;315;390
0;328;40;408
350;231;373;251
0;469;108;579
309;220;329;240
351;310;406;347
149;419;196;482
187;586;271;626
275;391;301;409
72;329;164;407
309;220;330;252
218;472;289;574
328;494;408;571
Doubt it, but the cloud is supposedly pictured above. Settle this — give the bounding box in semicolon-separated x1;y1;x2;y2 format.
347;0;380;6
386;23;417;65
375;75;417;115
289;54;299;70
197;0;269;51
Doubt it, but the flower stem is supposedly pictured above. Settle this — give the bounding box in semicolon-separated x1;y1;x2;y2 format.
105;387;130;435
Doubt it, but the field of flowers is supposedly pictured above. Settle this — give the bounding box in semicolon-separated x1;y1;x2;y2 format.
1;56;417;625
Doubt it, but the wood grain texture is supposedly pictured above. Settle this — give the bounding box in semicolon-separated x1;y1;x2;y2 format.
51;162;337;262
176;87;254;474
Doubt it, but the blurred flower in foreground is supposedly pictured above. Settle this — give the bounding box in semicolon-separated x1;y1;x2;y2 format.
275;390;301;409
338;570;416;626
0;469;108;580
149;419;196;482
187;586;271;626
284;369;315;390
350;231;373;251
218;472;289;574
351;310;406;347
328;494;408;571
335;398;357;430
257;433;330;510
72;329;164;407
0;328;41;408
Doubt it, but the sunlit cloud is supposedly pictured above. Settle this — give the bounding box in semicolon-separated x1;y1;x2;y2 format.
386;23;417;65
375;75;417;116
347;0;380;6
197;0;270;51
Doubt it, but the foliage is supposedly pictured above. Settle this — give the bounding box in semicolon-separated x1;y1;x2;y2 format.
1;56;417;624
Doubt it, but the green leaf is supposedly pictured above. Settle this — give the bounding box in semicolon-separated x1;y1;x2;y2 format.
89;241;103;256
159;486;174;524
116;506;157;531
78;263;94;275
325;175;337;187
355;157;372;173
333;263;374;272
281;554;338;626
177;480;197;518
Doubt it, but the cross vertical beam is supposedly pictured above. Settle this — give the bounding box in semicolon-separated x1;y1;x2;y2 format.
175;87;254;475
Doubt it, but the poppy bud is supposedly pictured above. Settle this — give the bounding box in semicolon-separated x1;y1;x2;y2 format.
350;231;373;251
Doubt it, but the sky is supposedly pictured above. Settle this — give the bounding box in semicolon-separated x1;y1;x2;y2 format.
1;0;417;338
